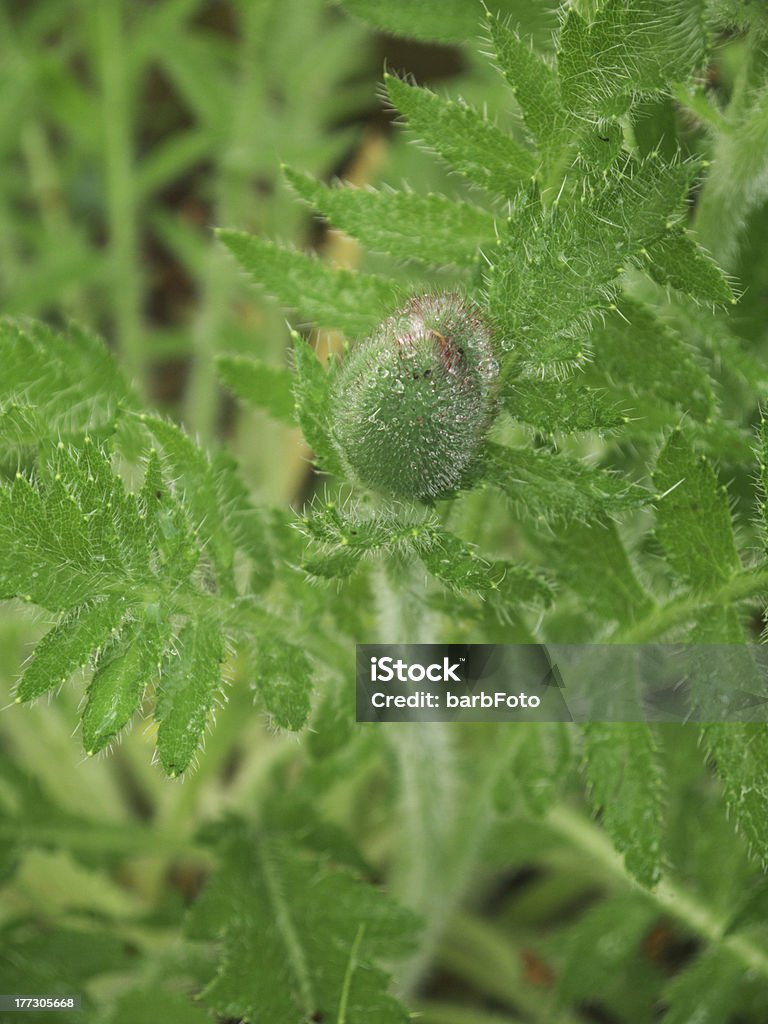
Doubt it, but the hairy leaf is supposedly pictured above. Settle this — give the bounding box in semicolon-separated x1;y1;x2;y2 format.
216;355;296;425
584;722;665;886
187;818;417;1023
0;318;131;450
385;75;536;198
653;428;741;592
485;442;648;521
504;375;626;435
643;226;734;304
285;167;496;268
155;617;225;777
487;159;693;368
218;229;399;336
298;500;553;606
558;0;706;120
486;12;565;153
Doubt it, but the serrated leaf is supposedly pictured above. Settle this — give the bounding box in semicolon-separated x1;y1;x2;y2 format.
291;332;343;475
138;415;236;592
546;519;653;625
16;598;127;703
643;226;734;304
218;230;398;336
0;442;151;611
251;636;313;730
187;819;417;1023
694;607;768;865
82;617;169;755
484;441;648;522
486;12;565;153
385;74;536;199
504;375;626;434
285;168;495;268
584;722;665;886
0;318;132;450
216;355;296;424
557;0;707;120
298;501;552;606
487;159;693;368
590;301;715;423
155;617;224;777
653;429;741;592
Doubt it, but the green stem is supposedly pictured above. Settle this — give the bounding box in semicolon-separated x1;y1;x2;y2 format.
96;0;144;388
183;4;273;440
546;803;768;980
0;818;204;859
612;563;768;642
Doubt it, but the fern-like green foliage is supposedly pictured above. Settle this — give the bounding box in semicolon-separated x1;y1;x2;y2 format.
187;816;418;1023
6;2;768;1022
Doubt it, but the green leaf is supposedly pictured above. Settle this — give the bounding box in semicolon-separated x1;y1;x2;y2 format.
291;332;343;475
0;441;152;611
695;607;768;865
487;159;693;368
251;636;313;731
138;415;236;592
486;12;565;153
298;500;553;606
583;722;665;887
643;226;734;304
155;617;225;777
216;354;297;424
504;375;626;435
546;519;653;626
3;434;231;773
218;229;398;336
0;319;132;450
187;819;417;1023
653;428;741;592
384;75;536;199
485;442;648;522
285;168;495;268
589;301;715;423
82;617;169;756
557;0;707;120
16;598;126;703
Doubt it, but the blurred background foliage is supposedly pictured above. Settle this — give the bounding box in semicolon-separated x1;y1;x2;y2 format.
3;2;768;1023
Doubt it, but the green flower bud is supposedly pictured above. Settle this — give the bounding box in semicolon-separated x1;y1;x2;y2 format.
331;293;499;500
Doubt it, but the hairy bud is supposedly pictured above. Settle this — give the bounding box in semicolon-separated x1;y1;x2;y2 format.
331;292;499;500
